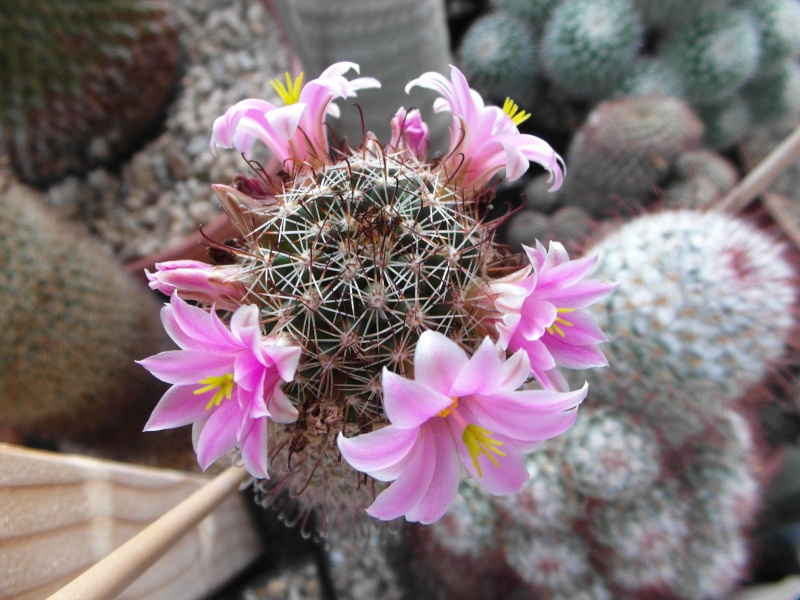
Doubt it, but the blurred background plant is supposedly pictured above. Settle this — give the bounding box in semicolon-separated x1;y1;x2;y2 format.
0;0;180;187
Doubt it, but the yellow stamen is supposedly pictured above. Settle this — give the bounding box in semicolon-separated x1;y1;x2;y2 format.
462;424;506;478
271;72;304;105
546;307;576;337
503;97;531;126
438;397;459;418
194;373;235;410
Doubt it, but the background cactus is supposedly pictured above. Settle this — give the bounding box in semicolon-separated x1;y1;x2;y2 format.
611;58;685;99
487;0;560;25
741;61;800;126
559;96;703;216
0;167;178;462
384;208;790;598
738;0;800;66
0;0;180;186
457;11;539;105
660;8;762;105
661;149;740;209
581;210;796;419
540;0;644;99
632;0;728;30
457;0;799;161
276;0;453;152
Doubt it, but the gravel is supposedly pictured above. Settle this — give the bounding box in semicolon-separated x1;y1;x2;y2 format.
44;0;288;263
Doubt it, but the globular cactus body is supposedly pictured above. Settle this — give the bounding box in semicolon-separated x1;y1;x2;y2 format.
583;210;796;412
218;143;499;530
561;97;703;216
540;0;644;99
457;11;539;105
0;0;180;184
661;8;762;104
0;170;172;456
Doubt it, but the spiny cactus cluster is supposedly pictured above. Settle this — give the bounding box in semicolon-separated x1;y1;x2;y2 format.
584;210;796;420
457;11;538;106
458;0;800;151
0;167;174;459
0;0;180;185
558;95;704;217
390;208;794;599
138;64;615;536
225;145;499;531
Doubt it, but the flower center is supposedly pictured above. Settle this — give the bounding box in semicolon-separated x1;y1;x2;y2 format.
271;72;304;105
547;307;576;338
194;373;235;410
502;97;531;127
462;424;506;478
438;397;459;418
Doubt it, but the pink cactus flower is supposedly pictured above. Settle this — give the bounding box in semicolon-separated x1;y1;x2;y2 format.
483;241;618;391
138;293;301;478
337;331;587;524
387;107;429;160
209;62;380;171
146;260;248;312
406;65;565;192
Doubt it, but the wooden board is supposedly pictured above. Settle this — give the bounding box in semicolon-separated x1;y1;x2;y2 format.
0;444;261;599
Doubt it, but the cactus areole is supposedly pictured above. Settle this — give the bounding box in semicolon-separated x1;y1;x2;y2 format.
139;63;615;530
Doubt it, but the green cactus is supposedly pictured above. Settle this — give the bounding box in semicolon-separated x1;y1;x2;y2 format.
662;149;739;209
457;11;539;105
488;0;561;25
738;0;800;66
741;60;800;125
540;0;644;100
611;57;685;99
0;0;180;185
695;94;752;150
632;0;728;30
394;401;760;599
672;149;739;192
561;96;703;216
0;169;173;456
661;8;762;104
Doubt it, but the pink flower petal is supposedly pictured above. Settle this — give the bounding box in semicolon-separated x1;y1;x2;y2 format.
450;337;504;396
404;418;460;524
264;344;303;382
365;428;436;521
337;426;420;476
500;349;531;391
137;350;233;385
195;398;242;470
382;368;454;429
240;416;269;479
144;384;210;431
268;387;299;424
546;336;609;369
412;330;470;394
451;407;528;495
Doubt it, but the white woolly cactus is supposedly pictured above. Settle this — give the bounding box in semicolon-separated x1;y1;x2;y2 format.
583;209;796;409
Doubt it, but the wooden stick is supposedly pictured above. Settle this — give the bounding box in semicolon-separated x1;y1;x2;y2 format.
716;123;800;214
47;464;249;600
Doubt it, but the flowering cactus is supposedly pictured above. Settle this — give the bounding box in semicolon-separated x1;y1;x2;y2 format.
138;62;614;532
